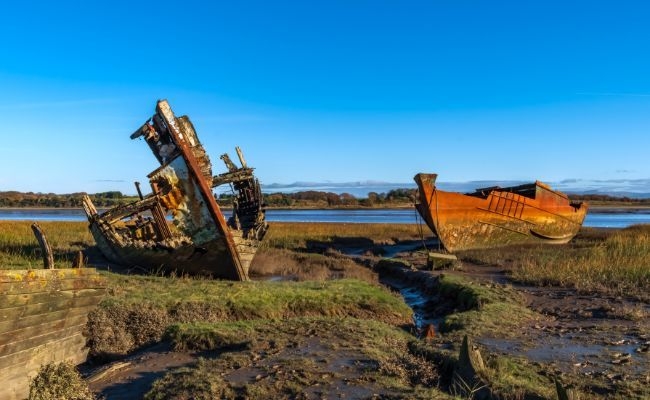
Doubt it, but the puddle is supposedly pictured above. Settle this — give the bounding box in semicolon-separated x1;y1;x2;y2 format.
479;334;649;379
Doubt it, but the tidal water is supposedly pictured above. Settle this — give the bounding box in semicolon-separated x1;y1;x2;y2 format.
0;208;649;228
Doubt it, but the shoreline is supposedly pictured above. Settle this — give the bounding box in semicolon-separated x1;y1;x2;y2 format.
2;204;650;212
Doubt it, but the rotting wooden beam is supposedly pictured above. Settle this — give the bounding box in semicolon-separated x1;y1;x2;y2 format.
30;223;54;269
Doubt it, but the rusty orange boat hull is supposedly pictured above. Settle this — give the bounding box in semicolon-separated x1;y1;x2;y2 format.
414;173;588;252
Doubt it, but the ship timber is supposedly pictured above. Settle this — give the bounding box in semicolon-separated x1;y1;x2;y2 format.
0;268;106;400
83;100;268;280
414;173;588;252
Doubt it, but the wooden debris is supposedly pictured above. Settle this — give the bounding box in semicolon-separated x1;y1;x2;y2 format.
427;252;457;270
452;335;490;399
30;222;54;269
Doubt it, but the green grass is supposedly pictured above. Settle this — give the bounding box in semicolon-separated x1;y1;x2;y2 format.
87;274;413;358
433;274;537;338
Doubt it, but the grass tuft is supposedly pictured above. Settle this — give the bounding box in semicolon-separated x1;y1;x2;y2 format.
28;362;95;400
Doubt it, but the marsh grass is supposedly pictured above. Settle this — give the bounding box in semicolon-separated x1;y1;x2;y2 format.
87;274;413;358
263;222;423;250
460;225;650;299
0;221;93;269
250;247;377;282
28;362;95;400
436;275;536;337
148;317;449;400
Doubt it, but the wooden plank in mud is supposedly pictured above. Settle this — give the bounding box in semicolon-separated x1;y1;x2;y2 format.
0;271;106;294
0;288;104;313
0;314;90;351
0;304;98;338
0;268;105;400
0;333;88;400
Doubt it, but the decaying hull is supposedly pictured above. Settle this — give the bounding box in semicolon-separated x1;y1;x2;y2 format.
83;100;268;280
0;268;106;400
414;173;588;252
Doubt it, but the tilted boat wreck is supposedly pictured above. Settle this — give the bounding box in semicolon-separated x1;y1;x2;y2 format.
83;100;268;280
414;173;588;252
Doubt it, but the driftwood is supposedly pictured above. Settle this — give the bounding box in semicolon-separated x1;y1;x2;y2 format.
30;222;54;269
452;335;490;399
72;250;85;268
556;379;579;400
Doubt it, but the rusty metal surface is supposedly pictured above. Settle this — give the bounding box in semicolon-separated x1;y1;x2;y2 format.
84;100;268;280
414;173;588;252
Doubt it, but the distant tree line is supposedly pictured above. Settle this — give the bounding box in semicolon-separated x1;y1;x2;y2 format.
4;189;646;209
218;188;418;208
568;194;650;204
0;191;138;208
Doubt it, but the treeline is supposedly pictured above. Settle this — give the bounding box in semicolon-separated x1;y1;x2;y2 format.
5;189;647;209
0;191;138;208
0;189;417;209
568;194;650;204
219;189;418;208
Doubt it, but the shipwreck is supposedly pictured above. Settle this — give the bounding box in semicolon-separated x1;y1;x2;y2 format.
83;100;268;280
414;173;588;252
0;224;106;400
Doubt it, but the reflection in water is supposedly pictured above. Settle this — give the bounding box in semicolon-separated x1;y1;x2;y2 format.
0;208;649;228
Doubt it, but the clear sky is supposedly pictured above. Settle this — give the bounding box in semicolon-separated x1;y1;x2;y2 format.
1;1;649;195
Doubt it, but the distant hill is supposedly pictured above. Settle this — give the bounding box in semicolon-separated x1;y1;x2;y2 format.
261;179;650;199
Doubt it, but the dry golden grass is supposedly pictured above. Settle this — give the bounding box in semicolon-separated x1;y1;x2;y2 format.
461;225;650;299
263;222;423;249
0;221;93;269
250;247;378;283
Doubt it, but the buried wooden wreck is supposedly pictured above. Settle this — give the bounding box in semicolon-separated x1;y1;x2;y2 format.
83;100;268;280
0;225;106;400
414;173;588;252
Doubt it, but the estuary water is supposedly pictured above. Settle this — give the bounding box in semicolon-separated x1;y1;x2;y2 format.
0;208;649;228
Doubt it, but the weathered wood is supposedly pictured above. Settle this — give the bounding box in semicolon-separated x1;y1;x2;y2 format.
72;250;85;268
0;291;105;322
1;288;103;308
427;252;458;269
0;269;105;295
0;304;99;339
0;315;87;355
0;333;87;373
30;222;54;269
556;379;579;400
0;333;88;400
0;268;105;400
0;266;103;283
452;335;490;399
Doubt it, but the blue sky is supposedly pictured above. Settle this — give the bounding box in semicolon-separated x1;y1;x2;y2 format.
1;1;649;195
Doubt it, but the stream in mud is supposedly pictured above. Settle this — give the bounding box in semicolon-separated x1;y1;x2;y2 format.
336;239;650;391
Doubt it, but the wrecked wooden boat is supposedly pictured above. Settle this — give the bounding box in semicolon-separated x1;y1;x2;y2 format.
414;173;588;252
83;100;268;280
0;268;106;400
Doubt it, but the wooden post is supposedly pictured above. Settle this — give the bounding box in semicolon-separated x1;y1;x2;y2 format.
31;222;54;269
72;250;85;268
